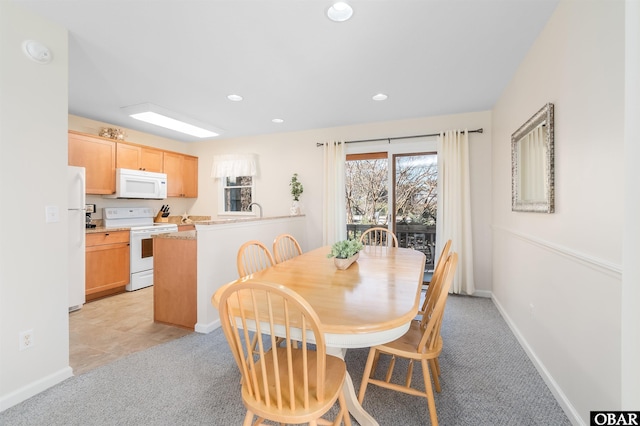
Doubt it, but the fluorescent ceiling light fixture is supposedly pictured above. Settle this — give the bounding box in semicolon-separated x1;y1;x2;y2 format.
372;93;388;101
121;103;221;138
327;2;353;22
227;94;243;101
272;118;284;124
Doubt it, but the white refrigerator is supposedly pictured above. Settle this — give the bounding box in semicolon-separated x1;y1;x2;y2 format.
68;166;86;311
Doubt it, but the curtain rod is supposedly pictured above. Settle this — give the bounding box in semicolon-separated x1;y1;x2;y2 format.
316;128;483;147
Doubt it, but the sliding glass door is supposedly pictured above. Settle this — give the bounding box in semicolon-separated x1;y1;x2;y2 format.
345;151;438;275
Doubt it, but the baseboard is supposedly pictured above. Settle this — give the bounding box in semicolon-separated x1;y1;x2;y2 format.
491;295;584;426
0;366;72;412
194;319;220;334
471;289;492;298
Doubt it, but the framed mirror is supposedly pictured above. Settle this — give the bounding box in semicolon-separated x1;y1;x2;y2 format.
512;103;554;213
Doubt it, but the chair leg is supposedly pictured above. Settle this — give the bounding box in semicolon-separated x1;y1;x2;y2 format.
249;333;259;355
433;357;441;377
385;356;396;382
338;390;352;426
358;347;377;403
429;359;441;392
405;359;414;387
370;351;381;377
243;410;254;426
421;359;439;426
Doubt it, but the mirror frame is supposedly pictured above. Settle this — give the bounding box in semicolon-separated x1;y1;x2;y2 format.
511;103;555;213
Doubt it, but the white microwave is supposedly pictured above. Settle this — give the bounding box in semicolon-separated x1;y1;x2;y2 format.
104;168;168;199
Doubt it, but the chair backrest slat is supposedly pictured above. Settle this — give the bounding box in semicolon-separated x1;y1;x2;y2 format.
421;239;452;314
237;240;276;277
218;281;327;413
273;234;303;263
359;227;398;247
419;252;458;352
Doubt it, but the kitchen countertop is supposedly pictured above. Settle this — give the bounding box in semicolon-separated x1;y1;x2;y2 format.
85;215;210;233
150;215;306;240
85;226;131;234
195;214;304;225
153;230;196;240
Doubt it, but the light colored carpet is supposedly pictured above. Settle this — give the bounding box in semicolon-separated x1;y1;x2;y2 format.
0;295;570;425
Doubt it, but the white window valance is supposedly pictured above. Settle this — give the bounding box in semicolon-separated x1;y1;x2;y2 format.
211;154;258;178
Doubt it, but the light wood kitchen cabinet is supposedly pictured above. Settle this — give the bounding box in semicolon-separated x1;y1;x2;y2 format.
178;224;196;232
85;231;130;300
163;152;198;198
116;142;164;173
68;131;116;194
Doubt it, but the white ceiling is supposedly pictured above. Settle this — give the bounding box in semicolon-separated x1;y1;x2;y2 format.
14;0;559;142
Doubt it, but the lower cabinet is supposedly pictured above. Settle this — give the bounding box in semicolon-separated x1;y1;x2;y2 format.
153;236;196;329
85;231;130;300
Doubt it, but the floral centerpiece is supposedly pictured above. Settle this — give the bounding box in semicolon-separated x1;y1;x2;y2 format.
289;173;304;215
327;239;363;270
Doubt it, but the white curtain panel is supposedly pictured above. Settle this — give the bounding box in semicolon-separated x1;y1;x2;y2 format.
436;130;476;295
322;141;346;245
210;153;257;178
519;126;546;201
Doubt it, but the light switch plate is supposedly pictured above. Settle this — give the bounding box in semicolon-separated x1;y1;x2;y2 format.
45;205;59;223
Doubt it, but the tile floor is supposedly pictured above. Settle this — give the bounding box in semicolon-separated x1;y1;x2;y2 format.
69;287;192;376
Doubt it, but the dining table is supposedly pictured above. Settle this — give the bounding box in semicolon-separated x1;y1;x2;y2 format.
212;244;426;426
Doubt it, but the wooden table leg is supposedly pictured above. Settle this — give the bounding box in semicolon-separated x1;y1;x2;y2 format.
327;347;379;426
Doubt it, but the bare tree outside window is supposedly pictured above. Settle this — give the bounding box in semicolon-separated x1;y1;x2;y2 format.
345;158;388;225
394;154;437;226
223;176;253;212
345;152;438;275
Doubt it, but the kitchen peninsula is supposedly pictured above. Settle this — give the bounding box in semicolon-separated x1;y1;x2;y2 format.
153;215;306;332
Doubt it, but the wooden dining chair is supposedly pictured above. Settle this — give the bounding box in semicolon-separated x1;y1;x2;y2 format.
419;239;452;316
359;227;398;247
358;252;458;426
236;240;275;277
272;233;303;264
218;280;352;426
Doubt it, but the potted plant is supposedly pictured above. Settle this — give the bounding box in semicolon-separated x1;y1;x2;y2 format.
327;239;364;270
289;173;304;215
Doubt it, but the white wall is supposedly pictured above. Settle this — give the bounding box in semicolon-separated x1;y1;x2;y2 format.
622;0;640;409
0;1;71;410
492;1;625;423
189;111;494;294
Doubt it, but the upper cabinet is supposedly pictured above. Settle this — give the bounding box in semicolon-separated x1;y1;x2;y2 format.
68;131;116;194
116;142;164;173
69;131;198;198
164;152;198;198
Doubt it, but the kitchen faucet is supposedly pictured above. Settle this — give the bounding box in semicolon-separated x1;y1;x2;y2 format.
247;202;263;218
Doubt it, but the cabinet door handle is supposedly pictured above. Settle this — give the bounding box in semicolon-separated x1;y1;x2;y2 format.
105;233;110;236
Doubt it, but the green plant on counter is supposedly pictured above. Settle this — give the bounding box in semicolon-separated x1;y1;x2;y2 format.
327;239;363;259
290;173;304;201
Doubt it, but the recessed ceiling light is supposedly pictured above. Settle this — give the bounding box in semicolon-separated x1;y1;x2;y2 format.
327;2;353;22
272;118;284;124
121;103;222;138
372;93;388;101
227;94;243;102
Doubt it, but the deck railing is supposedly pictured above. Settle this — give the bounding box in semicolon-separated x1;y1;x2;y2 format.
346;223;437;272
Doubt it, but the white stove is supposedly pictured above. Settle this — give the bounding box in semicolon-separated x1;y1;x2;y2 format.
103;207;178;291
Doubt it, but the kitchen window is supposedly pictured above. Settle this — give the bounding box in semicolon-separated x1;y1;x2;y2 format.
211;153;258;215
220;176;254;214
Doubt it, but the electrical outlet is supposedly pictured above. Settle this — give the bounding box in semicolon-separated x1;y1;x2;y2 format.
19;329;34;351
